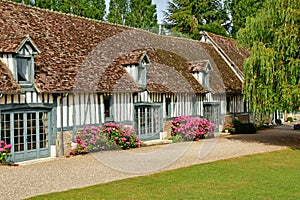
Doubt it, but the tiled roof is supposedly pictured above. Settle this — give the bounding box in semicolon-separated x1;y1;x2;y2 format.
0;0;132;92
0;1;242;94
118;51;145;65
187;60;210;72
0;59;22;93
204;32;249;72
202;43;243;93
0;35;28;53
146;49;206;93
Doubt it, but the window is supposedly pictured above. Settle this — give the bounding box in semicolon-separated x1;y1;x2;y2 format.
204;73;210;90
166;97;171;117
137;66;146;89
104;96;112;118
192;96;197;115
243;101;248;113
14;37;40;87
17;57;30;82
104;96;114;122
226;96;232;113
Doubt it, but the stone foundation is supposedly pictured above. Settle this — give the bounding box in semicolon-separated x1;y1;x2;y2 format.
56;130;73;157
162;120;173;139
223;113;251;127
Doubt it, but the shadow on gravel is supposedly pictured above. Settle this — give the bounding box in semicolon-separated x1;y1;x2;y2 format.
224;127;300;148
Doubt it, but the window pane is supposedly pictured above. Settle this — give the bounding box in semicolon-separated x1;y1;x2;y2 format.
17;58;29;82
104;97;111;117
39;112;48;149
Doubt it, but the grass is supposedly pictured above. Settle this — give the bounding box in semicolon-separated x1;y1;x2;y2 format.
29;149;300;200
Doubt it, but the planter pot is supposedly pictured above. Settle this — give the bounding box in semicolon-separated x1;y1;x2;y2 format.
225;130;229;133
294;125;300;130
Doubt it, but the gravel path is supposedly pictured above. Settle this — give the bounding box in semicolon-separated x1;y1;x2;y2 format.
1;126;299;200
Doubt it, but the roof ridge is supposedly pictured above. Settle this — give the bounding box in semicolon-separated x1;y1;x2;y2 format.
203;31;236;41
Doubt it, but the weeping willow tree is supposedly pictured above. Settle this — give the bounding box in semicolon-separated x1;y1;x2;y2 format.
238;0;300;115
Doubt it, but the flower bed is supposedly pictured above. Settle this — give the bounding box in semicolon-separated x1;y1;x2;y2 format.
171;116;216;141
0;140;13;165
70;123;140;155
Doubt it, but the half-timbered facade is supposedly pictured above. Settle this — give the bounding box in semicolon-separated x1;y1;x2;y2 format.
0;1;247;162
200;31;251;124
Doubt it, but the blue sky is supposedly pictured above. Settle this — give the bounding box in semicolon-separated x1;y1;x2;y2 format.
104;0;168;24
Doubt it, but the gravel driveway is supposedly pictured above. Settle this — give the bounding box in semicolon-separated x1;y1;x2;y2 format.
1;126;299;200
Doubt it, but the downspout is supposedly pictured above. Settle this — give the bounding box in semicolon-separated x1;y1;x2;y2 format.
60;94;64;156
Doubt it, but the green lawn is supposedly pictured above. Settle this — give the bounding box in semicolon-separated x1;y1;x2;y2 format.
29;148;300;200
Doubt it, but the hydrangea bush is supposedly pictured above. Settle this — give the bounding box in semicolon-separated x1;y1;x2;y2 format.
70;134;89;156
223;123;235;133
103;122;140;150
171;116;216;141
0;140;12;164
70;123;140;155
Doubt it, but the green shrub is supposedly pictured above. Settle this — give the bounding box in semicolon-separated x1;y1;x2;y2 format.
233;119;256;134
275;119;282;125
287;117;293;122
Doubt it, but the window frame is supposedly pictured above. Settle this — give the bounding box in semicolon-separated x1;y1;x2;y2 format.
103;96;113;122
16;55;32;84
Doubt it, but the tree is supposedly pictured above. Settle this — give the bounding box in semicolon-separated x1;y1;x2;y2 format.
125;0;157;29
163;0;230;39
11;0;106;20
87;0;106;20
238;0;300;114
228;0;266;37
107;0;128;25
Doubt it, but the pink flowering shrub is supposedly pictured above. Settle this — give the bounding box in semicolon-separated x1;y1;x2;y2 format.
0;140;12;164
222;123;235;133
70;134;89;156
70;123;140;155
102;122;140;149
171;116;216;141
81;126;115;152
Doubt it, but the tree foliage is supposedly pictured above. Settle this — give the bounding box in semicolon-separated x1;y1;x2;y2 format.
163;0;230;39
11;0;106;20
125;0;157;29
107;0;128;25
238;0;300;114
228;0;265;37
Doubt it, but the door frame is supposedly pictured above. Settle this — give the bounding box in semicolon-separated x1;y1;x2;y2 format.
0;108;52;162
134;103;162;140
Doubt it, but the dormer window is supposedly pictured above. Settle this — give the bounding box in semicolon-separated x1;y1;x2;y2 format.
17;56;31;82
122;51;151;90
188;60;212;91
14;36;40;89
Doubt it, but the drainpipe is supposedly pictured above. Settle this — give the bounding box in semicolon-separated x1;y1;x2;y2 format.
60;94;64;156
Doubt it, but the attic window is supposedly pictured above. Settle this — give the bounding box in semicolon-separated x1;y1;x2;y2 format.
17;57;30;82
13;36;40;89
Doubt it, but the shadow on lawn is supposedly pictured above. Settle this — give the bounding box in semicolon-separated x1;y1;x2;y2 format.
224;127;300;148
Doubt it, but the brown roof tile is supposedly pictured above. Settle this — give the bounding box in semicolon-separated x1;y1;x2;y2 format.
188;60;210;72
0;1;242;94
145;48;206;93
118;51;145;65
205;32;249;72
0;35;27;53
0;59;22;93
202;43;243;93
0;1;132;92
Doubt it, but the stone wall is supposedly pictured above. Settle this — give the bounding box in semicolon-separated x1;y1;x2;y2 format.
223;113;251;127
162;120;173;139
56;130;73;157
